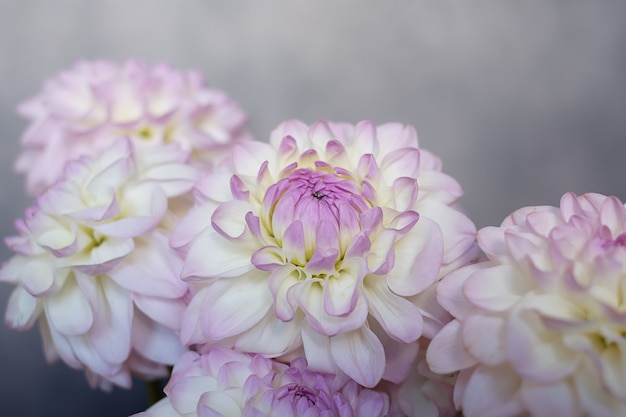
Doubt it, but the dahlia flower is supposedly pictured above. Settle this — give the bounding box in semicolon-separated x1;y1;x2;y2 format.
17;59;249;195
427;192;626;417
134;348;390;417
1;138;197;389
171;120;477;387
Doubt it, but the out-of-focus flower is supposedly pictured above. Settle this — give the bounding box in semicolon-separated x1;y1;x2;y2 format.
134;348;390;417
427;192;626;417
0;138;197;390
172;120;477;387
383;340;457;417
17;59;250;195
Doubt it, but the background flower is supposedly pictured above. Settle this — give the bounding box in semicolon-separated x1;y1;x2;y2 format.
428;192;626;417
135;348;390;417
1;138;197;390
172;119;478;388
16;59;250;195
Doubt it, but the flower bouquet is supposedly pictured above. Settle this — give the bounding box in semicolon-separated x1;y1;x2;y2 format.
1;59;625;417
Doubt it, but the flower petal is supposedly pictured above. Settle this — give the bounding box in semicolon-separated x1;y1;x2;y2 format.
362;277;422;343
426;319;476;374
45;274;93;336
199;273;273;340
4;286;41;330
385;216;442;296
330;326;385;388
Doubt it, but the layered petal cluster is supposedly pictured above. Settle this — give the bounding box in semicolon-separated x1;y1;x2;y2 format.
135;349;390;417
428;192;626;417
0;138;198;389
17;59;249;195
172;120;477;387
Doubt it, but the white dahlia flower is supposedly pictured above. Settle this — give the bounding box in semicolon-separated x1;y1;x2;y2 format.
16;59;249;195
428;192;626;417
134;349;390;417
172;120;477;388
1;138;198;390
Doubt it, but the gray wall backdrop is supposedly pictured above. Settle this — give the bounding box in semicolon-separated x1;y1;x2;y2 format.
1;1;625;416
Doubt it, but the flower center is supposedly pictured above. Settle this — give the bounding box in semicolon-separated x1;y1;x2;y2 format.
262;165;372;258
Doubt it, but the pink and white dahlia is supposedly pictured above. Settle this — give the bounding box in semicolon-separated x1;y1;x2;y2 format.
172;120;477;387
427;192;626;417
17;59;249;195
1;138;198;390
135;349;390;417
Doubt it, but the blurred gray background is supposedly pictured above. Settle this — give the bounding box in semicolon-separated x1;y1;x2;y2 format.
1;1;625;416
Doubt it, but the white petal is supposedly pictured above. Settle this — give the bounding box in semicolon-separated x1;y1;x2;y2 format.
169;202;218;253
462;264;529;312
385;217;442;296
78;275;133;365
234;311;304;357
323;258;365;316
200;273;273;340
436;263;486;319
73;236;135;275
330;326;385;388
426;320;476;374
418;202;476;264
110;233;187;297
10;256;55;296
232;141;274;178
211;200;252;239
462;313;507;366
4;286;41;330
134;293;186;330
301;323;335;374
198;391;242;417
183;229;255;279
297;279;368;336
45;274;93;336
362;277;423;343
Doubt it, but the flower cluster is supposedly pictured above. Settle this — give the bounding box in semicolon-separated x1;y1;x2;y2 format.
428;192;626;416
16;59;249;195
3;59;625;417
134;349;391;417
1;137;197;389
